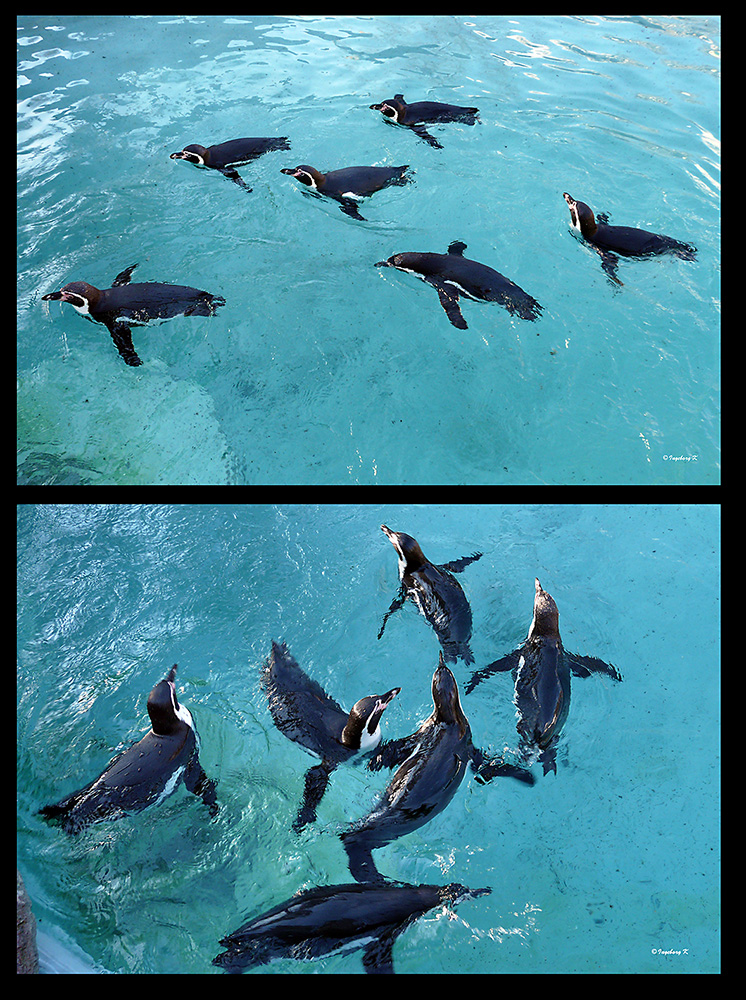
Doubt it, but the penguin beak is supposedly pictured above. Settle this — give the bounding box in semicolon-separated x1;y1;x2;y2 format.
170;151;187;160
41;291;63;301
381;687;401;706
280;168;298;176
369;102;383;110
374;260;391;268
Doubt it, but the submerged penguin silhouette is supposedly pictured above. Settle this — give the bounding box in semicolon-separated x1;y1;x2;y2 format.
41;262;225;367
378;524;482;664
213;880;490;974
261;641;400;832
466;578;622;775
39;664;217;833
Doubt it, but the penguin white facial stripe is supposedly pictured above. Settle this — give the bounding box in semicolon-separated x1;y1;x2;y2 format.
381;103;399;121
296;171;317;188
65;295;90;315
170;684;194;729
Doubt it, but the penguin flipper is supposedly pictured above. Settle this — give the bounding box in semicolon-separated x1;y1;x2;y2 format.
470;746;535;786
434;283;468;329
367;733;420;772
598;249;624;287
465;649;521;694
440;551;483;573
219;167;252;193
339;198;366;221
184;753;219;815
408;122;443;149
340;832;385;884
105;319;143;366
293;761;333;833
112;263;139;286
362;932;397;974
377;587;406;640
566;652;622;681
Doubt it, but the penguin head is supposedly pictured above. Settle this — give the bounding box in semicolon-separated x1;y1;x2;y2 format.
170;144;209;165
374;254;406;269
280;165;324;189
341;687;400;750
147;664;192;736
529;578;560;638
431;652;467;728
380;524;427;573
563;192;597;237
42;281;101;315
369;95;406;122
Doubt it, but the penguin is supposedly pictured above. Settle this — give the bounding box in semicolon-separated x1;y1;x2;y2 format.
41;262;225;366
341;653;533;883
375;241;542;330
369;93;479;148
280;163;411;221
466;578;622;775
261;641;400;833
563;191;697;286
378;524;482;664
213;880;491;974
170;136;290;192
39;665;217;834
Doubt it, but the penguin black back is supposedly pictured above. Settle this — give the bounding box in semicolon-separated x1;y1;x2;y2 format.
39;664;217;832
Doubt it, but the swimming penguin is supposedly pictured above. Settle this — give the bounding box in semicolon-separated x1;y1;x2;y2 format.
41;262;225;366
369;93;479;148
341;653;533;883
39;665;217;833
563;191;697;286
280;163;411;221
378;524;482;664
466;578;622;775
262;641;400;833
375;241;543;330
170;136;290;192
213;880;490;974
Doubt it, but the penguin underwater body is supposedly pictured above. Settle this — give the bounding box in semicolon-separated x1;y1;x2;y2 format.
563;191;697;286
376;241;543;331
378;524;482;664
170;136;290;192
213;880;491;974
280;163;411;221
341;654;533;884
39;664;217;833
466;578;622;775
41;262;225;367
369;93;479;148
262;641;400;832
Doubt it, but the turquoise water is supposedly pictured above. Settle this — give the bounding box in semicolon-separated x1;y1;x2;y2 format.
17;504;720;973
17;16;719;484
